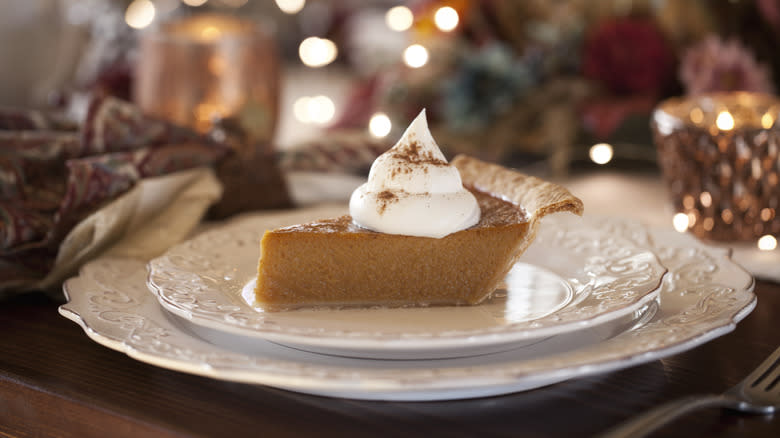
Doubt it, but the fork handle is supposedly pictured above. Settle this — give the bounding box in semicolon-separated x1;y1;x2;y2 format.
599;395;729;438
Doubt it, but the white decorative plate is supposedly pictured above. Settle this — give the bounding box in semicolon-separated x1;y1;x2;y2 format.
146;210;665;359
60;216;755;401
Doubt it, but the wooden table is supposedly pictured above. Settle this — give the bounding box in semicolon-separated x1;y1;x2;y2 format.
1;280;778;438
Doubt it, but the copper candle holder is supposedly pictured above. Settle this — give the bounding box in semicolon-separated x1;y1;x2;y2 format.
652;92;780;241
134;13;279;154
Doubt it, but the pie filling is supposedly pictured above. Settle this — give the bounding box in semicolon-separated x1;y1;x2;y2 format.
255;188;531;311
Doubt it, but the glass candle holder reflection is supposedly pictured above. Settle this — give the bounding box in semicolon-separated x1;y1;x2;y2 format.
134;13;279;154
652;92;780;241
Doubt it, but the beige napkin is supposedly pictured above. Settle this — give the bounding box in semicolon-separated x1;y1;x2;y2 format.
37;167;222;291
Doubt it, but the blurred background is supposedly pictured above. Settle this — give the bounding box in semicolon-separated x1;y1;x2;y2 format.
2;0;779;288
2;0;779;169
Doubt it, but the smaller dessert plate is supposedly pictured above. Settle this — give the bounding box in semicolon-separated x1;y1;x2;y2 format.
147;208;665;359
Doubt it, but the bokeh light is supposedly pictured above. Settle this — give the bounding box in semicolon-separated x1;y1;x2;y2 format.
589;143;614;165
434;7;459;32
200;26;221;41
386;6;413;32
716;111;734;130
369;113;392;138
762;113;775;129
182;0;208;6
672;213;689;233
403;44;429;68
275;0;305;14
125;0;155;29
293;95;335;125
299;37;338;67
689;107;703;124
758;234;777;251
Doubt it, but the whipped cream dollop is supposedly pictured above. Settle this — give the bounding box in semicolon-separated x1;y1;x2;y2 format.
349;109;480;238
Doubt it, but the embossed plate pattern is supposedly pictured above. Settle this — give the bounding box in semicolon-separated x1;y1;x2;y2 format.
146;210;665;359
60;215;755;401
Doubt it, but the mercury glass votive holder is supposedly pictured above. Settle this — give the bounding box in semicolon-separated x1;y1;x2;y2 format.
651;92;780;241
134;13;279;155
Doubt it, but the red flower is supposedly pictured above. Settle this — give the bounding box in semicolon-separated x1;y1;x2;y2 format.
582;17;675;95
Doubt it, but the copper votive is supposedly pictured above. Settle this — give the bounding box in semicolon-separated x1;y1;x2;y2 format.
652;92;780;241
134;13;279;154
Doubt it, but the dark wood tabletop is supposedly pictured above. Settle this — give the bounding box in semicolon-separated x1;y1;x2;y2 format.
1;280;778;438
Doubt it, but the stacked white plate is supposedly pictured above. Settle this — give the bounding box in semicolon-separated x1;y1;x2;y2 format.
60;207;756;401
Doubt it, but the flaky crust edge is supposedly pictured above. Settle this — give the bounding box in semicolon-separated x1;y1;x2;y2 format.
452;154;584;221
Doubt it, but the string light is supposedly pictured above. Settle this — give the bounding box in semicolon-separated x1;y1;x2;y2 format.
716;111;735;131
672;213;689;233
589;143;614;165
275;0;305;14
125;0;155;29
403;44;429;68
434;6;459;32
758;234;777;251
369;113;392;138
386;6;413;32
182;0;208;6
299;37;338;67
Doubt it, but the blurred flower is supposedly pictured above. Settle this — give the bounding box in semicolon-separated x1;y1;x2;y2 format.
441;43;534;131
679;35;774;95
581;17;675;95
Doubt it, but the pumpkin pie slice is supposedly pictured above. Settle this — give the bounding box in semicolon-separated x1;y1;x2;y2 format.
254;155;583;311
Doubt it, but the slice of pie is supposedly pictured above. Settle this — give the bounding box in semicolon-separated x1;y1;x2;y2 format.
254;155;583;311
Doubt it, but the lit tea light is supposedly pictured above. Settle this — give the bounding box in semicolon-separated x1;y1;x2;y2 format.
369;113;392;138
386;6;413;32
299;37;338;68
276;0;305;14
134;13;280;143
716;111;735;131
757;234;777;251
672;212;689;232
434;6;459;32
589;143;613;165
404;44;429;68
125;0;155;29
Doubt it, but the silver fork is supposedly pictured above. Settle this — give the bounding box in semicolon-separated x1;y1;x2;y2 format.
600;346;780;438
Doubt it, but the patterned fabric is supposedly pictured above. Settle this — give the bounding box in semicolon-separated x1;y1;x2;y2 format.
278;130;388;175
0;97;229;292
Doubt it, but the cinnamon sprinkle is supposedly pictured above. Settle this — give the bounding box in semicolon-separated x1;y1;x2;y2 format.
376;190;399;214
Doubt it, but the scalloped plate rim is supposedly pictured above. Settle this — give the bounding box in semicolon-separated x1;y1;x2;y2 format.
58;220;756;401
